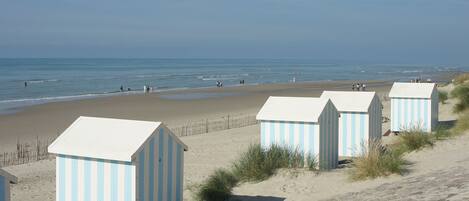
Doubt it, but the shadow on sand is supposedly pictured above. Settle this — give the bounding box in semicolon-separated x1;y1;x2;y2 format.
230;195;286;201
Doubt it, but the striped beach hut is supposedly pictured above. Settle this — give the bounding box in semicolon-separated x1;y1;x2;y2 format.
48;116;188;201
321;91;382;157
389;83;438;133
256;96;339;169
0;168;17;201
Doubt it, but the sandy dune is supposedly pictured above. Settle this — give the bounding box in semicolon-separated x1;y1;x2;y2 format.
2;81;466;201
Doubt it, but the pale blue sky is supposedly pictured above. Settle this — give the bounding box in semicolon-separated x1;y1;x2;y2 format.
1;0;468;64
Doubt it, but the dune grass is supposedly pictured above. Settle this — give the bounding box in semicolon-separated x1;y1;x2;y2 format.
195;169;238;201
195;144;317;201
452;111;469;135
232;144;317;182
397;128;434;152
349;140;406;181
453;73;469;85
451;84;469;113
434;125;453;140
438;91;448;104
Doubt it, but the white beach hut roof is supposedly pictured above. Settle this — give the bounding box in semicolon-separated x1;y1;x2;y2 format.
256;96;330;123
389;82;436;98
321;91;376;113
0;168;17;184
48;116;188;162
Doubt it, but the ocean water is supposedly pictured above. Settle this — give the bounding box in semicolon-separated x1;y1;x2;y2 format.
0;58;464;113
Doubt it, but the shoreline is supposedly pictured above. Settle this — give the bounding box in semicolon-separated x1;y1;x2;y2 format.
0;69;458;115
0;79;392;152
0;72;455;153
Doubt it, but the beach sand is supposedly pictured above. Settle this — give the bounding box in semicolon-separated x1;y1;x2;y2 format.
2;81;466;201
0;80;392;152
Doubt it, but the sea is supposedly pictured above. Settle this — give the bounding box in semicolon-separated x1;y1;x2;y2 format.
0;58;465;114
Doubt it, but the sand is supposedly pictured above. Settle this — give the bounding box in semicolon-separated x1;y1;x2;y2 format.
2;81;467;201
0;80;391;152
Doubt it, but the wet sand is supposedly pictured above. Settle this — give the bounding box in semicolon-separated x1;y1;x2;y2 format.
0;80;392;152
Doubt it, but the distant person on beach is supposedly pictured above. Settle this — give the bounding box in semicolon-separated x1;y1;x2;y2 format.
120;85;124;92
24;81;27;87
352;84;355;91
362;84;366;91
127;88;131;91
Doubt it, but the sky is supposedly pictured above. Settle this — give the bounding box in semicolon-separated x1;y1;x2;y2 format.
0;0;468;64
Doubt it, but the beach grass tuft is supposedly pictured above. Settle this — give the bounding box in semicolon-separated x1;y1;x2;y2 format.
398;128;434;152
438;91;448;104
349;140;406;181
196;144;317;200
195;169;238;201
453;73;469;85
451;84;469;113
232;144;316;182
452;111;469;135
434;125;452;140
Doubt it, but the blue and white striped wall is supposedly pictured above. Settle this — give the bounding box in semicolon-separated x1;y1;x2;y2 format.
261;121;320;159
339;96;382;157
260;101;339;169
56;126;184;201
339;112;368;157
135;127;184;201
391;98;437;132
0;175;9;201
56;155;136;201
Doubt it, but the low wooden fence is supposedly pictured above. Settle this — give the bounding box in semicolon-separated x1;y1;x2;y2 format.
170;113;258;137
0;137;54;167
0;113;259;167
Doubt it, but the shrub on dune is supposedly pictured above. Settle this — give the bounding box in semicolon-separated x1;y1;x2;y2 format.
232;144;317;182
438;91;448;104
349;140;406;181
451;84;469;113
195;169;238;201
452;111;469;135
453;73;469;85
196;144;317;201
434;125;452;140
398;128;434;152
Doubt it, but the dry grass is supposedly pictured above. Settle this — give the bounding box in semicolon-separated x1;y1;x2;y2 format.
349;140;406;181
453;73;469;85
398;128;434;152
452;111;469;135
451;84;469;113
195;144;317;201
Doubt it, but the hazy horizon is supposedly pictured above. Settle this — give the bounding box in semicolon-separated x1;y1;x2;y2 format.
1;0;469;65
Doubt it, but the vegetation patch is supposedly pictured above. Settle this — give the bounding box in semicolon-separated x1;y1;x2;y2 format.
438;91;448;104
453;73;469;85
452;111;469;135
195;169;238;201
434;125;452;140
233;144;316;182
451;84;469;113
397;128;434;152
349;140;406;181
195;144;317;201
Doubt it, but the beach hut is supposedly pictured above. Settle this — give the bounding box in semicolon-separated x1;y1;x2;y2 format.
389;82;438;133
321;91;382;157
256;96;339;169
48;116;188;201
0;168;17;201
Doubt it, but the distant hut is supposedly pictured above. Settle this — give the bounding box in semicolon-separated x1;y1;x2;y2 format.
48;116;188;201
256;96;339;169
0;168;18;201
321;91;382;157
389;82;438;133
